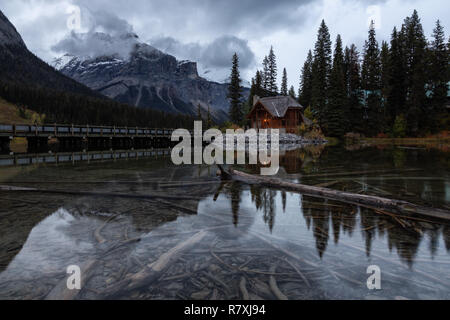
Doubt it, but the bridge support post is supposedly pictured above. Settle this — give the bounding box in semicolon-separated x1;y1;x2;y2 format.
0;137;11;153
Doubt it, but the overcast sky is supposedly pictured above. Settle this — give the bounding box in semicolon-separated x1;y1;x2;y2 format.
2;0;449;88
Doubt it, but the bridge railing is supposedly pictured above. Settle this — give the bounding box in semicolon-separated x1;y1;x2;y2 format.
0;124;177;137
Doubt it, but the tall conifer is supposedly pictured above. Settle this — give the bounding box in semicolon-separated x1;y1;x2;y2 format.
327;35;347;137
362;21;382;135
228;53;243;124
311;20;332;126
281;68;288;96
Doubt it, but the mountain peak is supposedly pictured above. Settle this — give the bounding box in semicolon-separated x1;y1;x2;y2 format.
0;10;26;48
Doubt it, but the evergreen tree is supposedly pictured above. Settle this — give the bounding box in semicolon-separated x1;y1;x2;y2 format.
299;50;313;107
267;46;278;93
311;20;332;127
386;27;407;127
343;46;351;97
255;70;263;95
401;10;427;135
327;34;347;137
362;21;382;135
288;86;296;99
245;76;257;118
380;41;390;129
345;44;364;133
228;53;243;124
427;19;448;131
262;56;269;90
281;68;288;95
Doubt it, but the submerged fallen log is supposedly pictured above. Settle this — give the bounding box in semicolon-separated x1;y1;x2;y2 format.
217;166;450;221
99;230;208;299
45;259;97;300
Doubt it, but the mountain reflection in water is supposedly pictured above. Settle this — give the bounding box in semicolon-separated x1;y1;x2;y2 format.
0;145;449;300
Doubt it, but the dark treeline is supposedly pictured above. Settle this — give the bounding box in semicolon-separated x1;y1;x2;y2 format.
241;10;449;137
298;11;449;137
0;80;194;128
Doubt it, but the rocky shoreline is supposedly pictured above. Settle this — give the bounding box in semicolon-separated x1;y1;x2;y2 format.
211;133;328;150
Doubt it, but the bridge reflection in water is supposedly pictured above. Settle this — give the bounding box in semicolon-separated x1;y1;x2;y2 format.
0;149;172;167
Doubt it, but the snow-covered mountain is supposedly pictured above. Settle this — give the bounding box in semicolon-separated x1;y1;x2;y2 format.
53;35;249;123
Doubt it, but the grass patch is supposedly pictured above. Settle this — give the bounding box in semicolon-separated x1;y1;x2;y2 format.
0;98;44;125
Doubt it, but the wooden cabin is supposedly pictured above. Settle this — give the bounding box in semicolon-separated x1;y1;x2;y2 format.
247;96;310;134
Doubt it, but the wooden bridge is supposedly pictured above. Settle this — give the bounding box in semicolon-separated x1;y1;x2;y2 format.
0;123;179;151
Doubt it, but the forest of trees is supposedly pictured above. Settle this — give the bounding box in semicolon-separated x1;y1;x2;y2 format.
0;42;196;129
231;10;449;138
299;10;449;137
0;80;195;128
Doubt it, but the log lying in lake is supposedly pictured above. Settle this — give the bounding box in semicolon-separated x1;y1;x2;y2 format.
99;230;208;299
217;165;450;221
45;259;97;300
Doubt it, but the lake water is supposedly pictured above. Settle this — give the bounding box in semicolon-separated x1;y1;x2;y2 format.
0;144;449;300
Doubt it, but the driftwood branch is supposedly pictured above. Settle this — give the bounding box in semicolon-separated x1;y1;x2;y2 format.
45;259;97;300
217;165;450;221
99;230;208;299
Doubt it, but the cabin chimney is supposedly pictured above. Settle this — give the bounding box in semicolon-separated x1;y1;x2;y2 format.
253;95;260;106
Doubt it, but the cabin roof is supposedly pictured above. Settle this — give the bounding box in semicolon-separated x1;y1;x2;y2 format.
249;96;304;119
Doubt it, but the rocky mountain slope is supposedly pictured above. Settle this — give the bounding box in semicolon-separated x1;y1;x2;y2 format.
0;10;102;98
54;36;248;123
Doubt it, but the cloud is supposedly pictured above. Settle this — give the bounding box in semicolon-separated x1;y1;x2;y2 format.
51;32;139;59
149;37;202;62
202;36;255;69
149;35;255;70
50;7;140;59
71;0;317;38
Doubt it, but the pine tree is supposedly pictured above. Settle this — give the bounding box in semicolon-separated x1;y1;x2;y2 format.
345;44;364;133
267;47;278;93
281;68;288;96
362;21;382;135
245;76;257;118
255;70;263;95
387;27;407;127
380;41;390;129
299;50;313;107
327;35;347;137
288;86;296;99
402;10;427;135
311;20;332;127
262;56;269;90
427;19;448;131
228;53;243;124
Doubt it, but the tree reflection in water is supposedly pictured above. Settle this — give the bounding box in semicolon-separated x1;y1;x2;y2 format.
219;144;450;266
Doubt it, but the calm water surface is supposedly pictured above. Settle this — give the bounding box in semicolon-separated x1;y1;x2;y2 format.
0;144;449;300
